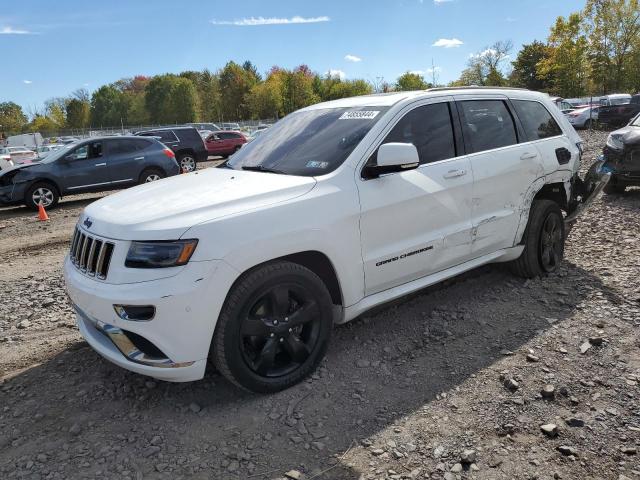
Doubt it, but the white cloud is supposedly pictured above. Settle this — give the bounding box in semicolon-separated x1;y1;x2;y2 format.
427;66;442;74
326;69;346;80
211;16;329;26
432;38;463;48
23;80;32;84
434;0;454;4
0;26;33;35
344;54;362;62
409;70;425;75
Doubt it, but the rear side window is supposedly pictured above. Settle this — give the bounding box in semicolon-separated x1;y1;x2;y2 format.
379;102;456;165
459;100;518;153
219;132;241;140
176;128;202;143
110;139;150;154
512;100;563;141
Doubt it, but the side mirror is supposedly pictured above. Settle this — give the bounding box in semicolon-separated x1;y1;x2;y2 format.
363;143;420;179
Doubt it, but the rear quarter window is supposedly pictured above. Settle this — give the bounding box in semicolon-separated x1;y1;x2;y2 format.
512;100;563;141
176;129;202;143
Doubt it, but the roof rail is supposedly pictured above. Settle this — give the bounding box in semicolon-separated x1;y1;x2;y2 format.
426;86;530;92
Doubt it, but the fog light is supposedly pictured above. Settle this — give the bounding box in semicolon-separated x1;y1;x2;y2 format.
114;305;155;321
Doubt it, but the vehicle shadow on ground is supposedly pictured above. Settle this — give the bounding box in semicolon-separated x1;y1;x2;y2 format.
0;261;617;479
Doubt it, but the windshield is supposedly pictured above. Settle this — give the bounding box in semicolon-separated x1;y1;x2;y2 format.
40;144;75;163
227;106;388;176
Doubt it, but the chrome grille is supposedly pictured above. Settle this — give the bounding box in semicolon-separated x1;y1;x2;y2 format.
69;226;114;280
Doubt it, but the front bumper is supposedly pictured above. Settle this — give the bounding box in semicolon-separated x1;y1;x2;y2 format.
64;255;238;382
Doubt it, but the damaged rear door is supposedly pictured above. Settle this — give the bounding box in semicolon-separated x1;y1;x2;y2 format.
455;96;541;257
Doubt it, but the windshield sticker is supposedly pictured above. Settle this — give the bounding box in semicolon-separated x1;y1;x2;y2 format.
339;110;380;120
306;161;329;169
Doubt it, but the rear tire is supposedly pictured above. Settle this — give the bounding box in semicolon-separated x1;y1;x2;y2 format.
509;200;565;278
212;261;333;393
138;168;165;184
25;182;59;210
177;154;196;173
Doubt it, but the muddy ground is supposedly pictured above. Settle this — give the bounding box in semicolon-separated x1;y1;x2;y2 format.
1;131;639;480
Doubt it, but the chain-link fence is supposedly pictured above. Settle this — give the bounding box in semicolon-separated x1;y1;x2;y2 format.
23;118;278;142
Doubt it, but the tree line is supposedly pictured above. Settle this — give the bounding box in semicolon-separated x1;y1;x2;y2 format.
0;0;638;136
452;0;640;96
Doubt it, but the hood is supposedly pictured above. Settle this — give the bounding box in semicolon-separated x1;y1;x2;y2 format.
0;162;39;177
82;168;317;240
611;125;640;145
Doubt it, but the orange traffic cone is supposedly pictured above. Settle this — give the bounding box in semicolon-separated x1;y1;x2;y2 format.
37;203;49;221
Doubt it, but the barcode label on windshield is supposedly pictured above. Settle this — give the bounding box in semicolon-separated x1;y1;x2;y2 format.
339;111;380;120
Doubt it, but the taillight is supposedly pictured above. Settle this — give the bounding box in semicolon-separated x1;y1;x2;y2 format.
163;148;175;159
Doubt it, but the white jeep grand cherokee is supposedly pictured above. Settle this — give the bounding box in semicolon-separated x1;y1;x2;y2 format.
64;88;609;392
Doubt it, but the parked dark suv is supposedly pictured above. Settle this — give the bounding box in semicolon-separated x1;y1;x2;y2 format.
0;136;180;210
135;126;208;172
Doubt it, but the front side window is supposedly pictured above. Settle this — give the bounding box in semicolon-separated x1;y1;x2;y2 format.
227;106;389;176
460;100;518;153
512;100;563;141
376;102;456;165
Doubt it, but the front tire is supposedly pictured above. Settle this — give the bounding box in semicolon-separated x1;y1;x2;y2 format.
25;182;59;210
509;200;565;278
212;261;333;393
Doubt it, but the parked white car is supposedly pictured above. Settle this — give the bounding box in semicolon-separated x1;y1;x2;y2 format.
0;146;37;164
36;144;63;158
566;105;599;129
64;88;609;392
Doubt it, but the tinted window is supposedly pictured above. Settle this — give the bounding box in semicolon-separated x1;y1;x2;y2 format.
227;106;389;176
110;139;150;154
219;132;241;140
176;128;202;143
379;102;456;165
139;130;177;142
460;100;518;152
513;100;562;141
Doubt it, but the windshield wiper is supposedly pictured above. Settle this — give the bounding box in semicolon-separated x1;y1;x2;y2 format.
241;165;286;175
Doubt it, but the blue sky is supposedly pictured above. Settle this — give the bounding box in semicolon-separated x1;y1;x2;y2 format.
2;0;585;114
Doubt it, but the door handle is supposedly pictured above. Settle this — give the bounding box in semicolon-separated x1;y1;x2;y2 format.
443;169;467;179
95;162;106;166
134;156;144;160
520;152;537;160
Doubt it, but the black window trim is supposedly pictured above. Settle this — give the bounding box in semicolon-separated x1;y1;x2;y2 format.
509;99;565;143
359;98;463;180
456;98;522;155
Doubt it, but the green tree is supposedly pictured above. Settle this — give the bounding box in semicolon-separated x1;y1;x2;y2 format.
91;85;126;127
509;41;553;90
538;13;590;97
395;72;430;91
218;61;259;120
144;75;177;124
170;77;198;123
0;101;27;133
66;98;90;129
247;74;284;119
451;41;512;86
584;0;640;94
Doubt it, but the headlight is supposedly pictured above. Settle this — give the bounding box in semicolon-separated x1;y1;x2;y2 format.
125;239;198;268
606;134;624;150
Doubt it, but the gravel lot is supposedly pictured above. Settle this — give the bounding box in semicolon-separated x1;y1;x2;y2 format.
1;132;639;480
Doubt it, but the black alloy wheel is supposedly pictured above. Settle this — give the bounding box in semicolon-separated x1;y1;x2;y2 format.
239;284;320;377
539;213;563;273
212;261;333;393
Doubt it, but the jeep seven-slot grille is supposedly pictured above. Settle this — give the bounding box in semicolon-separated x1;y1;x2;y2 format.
69;227;114;280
